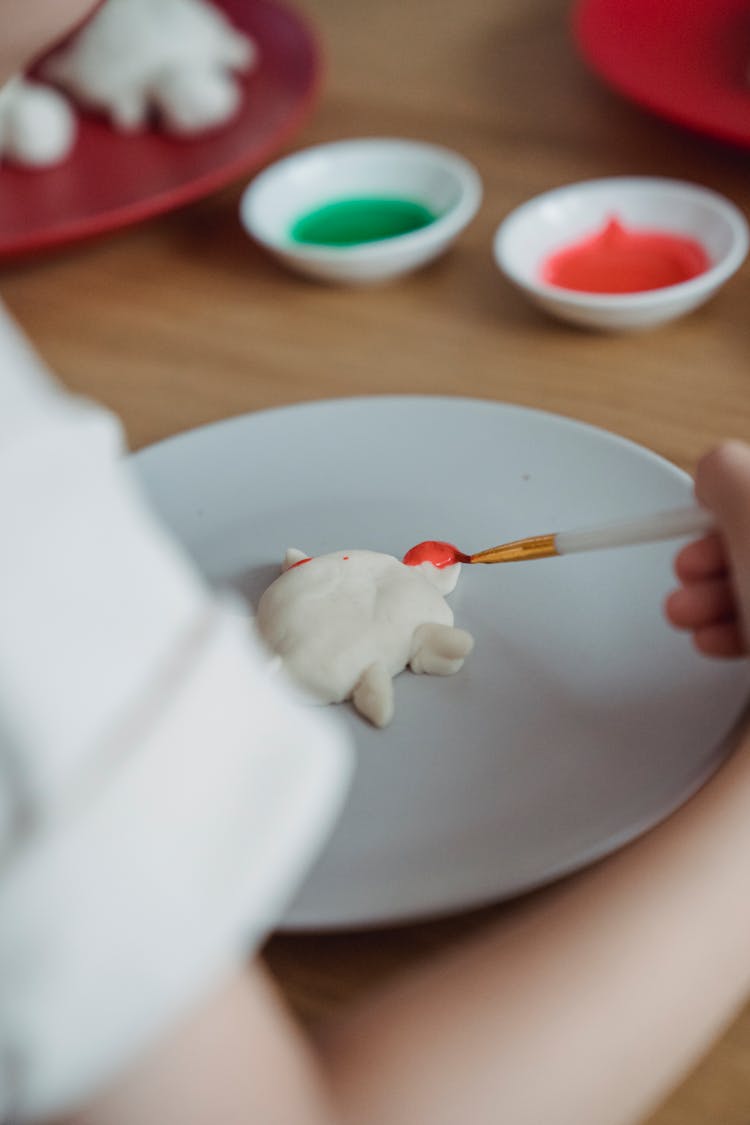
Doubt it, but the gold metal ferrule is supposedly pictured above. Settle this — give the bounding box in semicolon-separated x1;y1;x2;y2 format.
470;533;558;565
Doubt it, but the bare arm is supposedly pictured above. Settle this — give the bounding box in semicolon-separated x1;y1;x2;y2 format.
68;967;338;1125
0;0;98;81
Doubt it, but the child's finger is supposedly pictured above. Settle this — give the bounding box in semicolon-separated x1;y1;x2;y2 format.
673;534;728;583
693;621;747;658
693;443;750;645
665;578;737;630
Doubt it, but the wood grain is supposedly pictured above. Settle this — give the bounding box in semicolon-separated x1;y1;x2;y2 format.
2;1;749;1120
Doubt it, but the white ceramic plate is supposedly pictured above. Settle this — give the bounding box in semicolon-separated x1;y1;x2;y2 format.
132;397;749;929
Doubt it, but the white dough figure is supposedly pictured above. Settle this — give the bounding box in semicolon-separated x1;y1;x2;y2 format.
257;549;474;728
42;0;257;136
0;76;77;167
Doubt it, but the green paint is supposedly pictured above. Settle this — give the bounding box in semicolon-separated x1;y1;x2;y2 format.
291;196;437;247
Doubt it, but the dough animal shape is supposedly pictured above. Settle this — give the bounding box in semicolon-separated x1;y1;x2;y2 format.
43;0;257;136
0;76;77;167
257;549;474;728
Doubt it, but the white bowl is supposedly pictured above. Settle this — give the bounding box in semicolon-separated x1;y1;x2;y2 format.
494;177;749;331
239;137;482;285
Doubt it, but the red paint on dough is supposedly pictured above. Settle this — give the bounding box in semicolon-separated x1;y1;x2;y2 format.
542;217;711;294
288;557;312;570
403;541;470;568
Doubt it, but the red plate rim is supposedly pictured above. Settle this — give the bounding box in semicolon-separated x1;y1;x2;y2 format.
0;0;322;261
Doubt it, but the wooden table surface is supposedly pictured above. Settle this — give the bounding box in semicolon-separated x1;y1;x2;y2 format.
3;0;750;1120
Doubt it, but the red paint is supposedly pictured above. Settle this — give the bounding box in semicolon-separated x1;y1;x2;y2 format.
542;217;710;294
288;557;312;570
403;541;470;568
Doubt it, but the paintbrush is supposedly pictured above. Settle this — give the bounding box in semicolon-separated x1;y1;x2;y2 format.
469;506;715;565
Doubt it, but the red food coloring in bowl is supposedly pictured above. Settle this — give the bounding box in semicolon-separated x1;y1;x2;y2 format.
542;217;710;294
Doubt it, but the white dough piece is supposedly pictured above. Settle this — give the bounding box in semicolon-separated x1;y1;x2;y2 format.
257;549;474;728
42;0;258;137
0;76;77;168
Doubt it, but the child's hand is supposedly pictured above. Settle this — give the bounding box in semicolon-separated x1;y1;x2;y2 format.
666;442;750;658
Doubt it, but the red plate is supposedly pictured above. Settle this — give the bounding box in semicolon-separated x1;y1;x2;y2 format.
573;0;750;148
0;0;320;261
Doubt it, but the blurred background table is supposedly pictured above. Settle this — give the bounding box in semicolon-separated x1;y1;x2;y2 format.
3;0;749;1120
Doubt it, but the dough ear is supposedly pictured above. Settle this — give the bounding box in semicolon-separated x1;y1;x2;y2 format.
282;548;309;572
418;561;461;595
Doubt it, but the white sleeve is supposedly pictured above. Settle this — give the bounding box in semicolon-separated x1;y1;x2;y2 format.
0;305;353;1121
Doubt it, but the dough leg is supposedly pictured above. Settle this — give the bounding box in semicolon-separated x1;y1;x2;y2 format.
352;662;394;728
216;30;257;71
110;87;149;131
409;623;474;676
151;67;241;135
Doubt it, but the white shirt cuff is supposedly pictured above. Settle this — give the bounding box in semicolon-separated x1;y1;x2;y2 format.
0;604;352;1121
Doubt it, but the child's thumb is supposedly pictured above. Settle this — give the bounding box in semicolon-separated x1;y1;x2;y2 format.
695;441;750;636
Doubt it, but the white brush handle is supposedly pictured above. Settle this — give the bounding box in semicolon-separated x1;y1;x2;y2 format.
555;506;715;556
